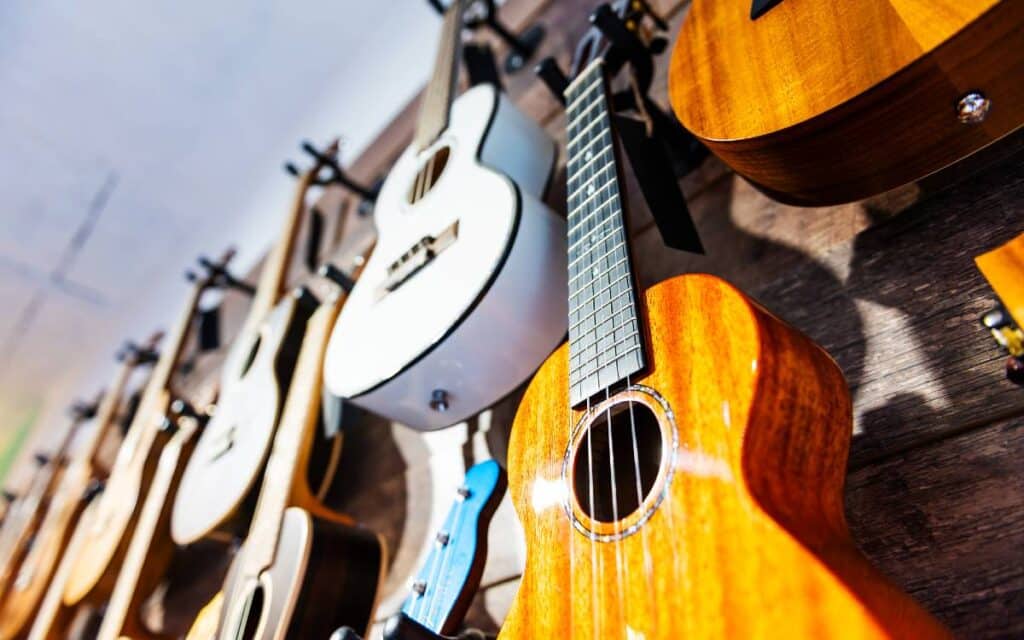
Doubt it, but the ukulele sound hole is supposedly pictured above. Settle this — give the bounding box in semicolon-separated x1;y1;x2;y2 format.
572;400;662;524
237;584;265;640
407;146;450;205
240;336;261;377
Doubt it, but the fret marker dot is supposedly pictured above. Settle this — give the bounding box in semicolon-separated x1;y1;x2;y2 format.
585;150;593;161
587;184;595;195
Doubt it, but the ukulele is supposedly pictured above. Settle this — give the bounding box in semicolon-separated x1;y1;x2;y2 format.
669;0;1024;205
322;0;567;431
171;144;341;546
0;407;91;605
333;460;506;640
95;409;203;640
187;263;385;640
501;6;951;638
26;489;102;640
0;336;160;640
61;254;228;606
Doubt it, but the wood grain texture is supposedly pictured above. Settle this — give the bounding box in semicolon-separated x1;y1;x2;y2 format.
846;417;1024;640
502;274;949;639
669;0;1024;205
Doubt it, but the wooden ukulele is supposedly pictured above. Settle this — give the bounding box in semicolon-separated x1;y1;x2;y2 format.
501;7;951;638
94;408;203;640
186;264;385;640
171;144;341;546
669;0;1024;205
0;405;93;605
0;336;160;640
60;254;229;607
322;0;567;431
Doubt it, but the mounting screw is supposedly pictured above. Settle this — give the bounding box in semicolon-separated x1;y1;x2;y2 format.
957;92;990;124
429;389;450;412
412;580;427;596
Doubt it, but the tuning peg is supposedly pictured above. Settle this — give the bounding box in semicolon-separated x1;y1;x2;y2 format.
318;263;356;294
34;453;51;466
1;490;16;504
83;479;106;503
288;139;380;203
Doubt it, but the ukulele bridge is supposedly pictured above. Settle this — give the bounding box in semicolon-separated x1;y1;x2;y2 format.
379;221;459;297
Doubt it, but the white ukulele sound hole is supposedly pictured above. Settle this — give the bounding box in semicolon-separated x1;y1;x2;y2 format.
407;146;450;205
564;386;677;541
236;584;265;640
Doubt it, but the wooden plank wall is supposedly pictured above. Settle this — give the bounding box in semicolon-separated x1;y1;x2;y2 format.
117;0;1024;637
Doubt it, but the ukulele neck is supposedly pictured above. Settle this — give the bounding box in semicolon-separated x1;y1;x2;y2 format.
248;171;315;324
413;0;465;152
565;60;646;407
80;359;136;467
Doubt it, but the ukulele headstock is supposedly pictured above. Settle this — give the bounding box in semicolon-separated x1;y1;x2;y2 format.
537;1;668;104
570;1;667;86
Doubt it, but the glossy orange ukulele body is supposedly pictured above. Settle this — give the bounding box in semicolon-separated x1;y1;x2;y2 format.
503;275;951;639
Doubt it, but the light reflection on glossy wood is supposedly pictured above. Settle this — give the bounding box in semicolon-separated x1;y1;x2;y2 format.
502;274;951;639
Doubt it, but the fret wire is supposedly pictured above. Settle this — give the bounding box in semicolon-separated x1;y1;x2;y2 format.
564;72;605;111
567;171;617;204
569;238;626;272
571;316;641;367
572;341;642;374
570;268;629;309
566;116;608;154
569;215;620;251
566;96;609;130
569;180;619;225
568;280;632;331
566;150;614;194
566;131;612;166
568;255;628;287
567;197;619;236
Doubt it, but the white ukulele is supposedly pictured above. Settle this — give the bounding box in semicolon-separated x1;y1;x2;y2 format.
322;0;567;430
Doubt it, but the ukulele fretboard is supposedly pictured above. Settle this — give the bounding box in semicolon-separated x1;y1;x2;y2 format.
565;61;645;407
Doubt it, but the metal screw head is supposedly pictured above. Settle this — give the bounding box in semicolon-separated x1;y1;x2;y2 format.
957;92;991;124
429;389;450;412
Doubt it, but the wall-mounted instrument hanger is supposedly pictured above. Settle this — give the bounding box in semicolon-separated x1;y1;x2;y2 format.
425;0;543;74
0;334;162;640
171;141;347;547
499;3;952;638
669;0;1024;205
322;0;566;431
185;254;385;640
59;251;233;608
285;139;381;217
334;460;506;640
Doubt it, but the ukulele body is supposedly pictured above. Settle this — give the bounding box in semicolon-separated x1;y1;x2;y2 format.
503;274;950;639
171;296;312;545
323;83;567;430
62;392;173;606
216;506;384;640
0;462;91;639
669;0;1024;205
